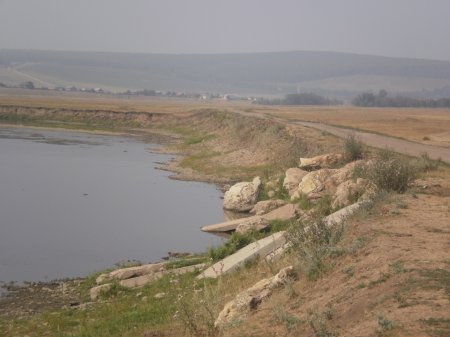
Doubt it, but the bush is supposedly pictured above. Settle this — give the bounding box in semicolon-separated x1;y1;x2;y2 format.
343;134;364;161
353;149;417;193
288;219;344;280
369;150;417;193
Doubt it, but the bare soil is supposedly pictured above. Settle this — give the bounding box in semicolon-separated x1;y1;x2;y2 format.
224;175;450;337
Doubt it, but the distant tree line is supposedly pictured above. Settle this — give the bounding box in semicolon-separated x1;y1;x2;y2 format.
257;93;342;106
352;90;450;108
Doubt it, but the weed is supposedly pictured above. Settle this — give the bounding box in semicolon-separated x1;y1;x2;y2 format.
368;273;391;288
207;231;264;262
421;317;450;337
377;315;396;331
307;307;339;337
272;304;301;333
284;278;298;299
414;152;440;172
258;177;290;201
296;193;315;211
288;218;344;280
342;267;354;277
388;207;400;215
370;149;417;193
175;277;220;337
390;261;405;274
313;195;335;217
165;256;208;270
343;133;364;161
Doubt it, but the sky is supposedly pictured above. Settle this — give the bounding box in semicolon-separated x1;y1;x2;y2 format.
0;0;449;60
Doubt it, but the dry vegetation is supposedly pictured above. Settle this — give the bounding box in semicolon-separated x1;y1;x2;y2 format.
260;105;450;148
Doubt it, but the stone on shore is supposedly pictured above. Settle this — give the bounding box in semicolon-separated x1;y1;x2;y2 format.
324;202;362;226
198;232;288;279
215;266;296;328
90;284;112;301
332;178;375;208
223;176;262;212
250;199;287;215
283;168;308;196
201;204;298;233
96;262;165;284
235;217;269;234
299;153;343;169
119;264;206;289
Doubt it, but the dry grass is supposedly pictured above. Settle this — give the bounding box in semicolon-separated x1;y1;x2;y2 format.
262;105;450;148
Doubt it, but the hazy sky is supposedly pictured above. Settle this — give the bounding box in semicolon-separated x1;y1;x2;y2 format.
0;0;449;60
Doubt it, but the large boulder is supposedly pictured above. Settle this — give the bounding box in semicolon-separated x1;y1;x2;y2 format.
293;169;332;198
215;266;296;328
292;161;363;200
223;177;262;212
283;168;308;196
250;199;286;215
299;153;344;170
332;178;376;209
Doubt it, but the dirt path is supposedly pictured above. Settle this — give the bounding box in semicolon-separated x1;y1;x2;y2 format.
294;121;450;163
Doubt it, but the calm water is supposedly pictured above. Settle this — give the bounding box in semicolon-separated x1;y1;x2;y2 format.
0;127;223;283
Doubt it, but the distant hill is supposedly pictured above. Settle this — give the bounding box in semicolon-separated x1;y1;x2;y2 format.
1;49;450;99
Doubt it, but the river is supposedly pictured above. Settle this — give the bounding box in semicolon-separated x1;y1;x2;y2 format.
0;126;223;283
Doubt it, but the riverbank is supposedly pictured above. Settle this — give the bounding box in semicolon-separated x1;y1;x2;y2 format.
0;106;320;318
2;100;448;337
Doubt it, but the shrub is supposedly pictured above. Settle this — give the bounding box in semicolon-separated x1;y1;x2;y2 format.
369;150;417;192
288;219;344;280
343;133;364;161
414;152;440;172
353;149;417;193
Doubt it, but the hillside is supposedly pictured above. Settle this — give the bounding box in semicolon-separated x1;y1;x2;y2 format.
1;49;450;98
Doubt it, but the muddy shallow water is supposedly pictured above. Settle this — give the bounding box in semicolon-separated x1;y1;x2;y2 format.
0;126;223;283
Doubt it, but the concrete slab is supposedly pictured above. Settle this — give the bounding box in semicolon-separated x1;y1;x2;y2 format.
119;263;206;288
201;204;297;233
324;202;362;226
197;231;287;279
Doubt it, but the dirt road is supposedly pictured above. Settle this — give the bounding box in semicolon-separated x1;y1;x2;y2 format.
294;121;450;163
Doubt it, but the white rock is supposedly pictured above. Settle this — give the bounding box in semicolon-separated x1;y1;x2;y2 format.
90;283;112;301
283;168;308;196
96;263;165;284
235;217;269;234
250;199;287;215
299;153;344;169
223;176;262;212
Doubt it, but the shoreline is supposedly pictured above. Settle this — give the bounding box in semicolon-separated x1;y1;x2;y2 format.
0;124;226;298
